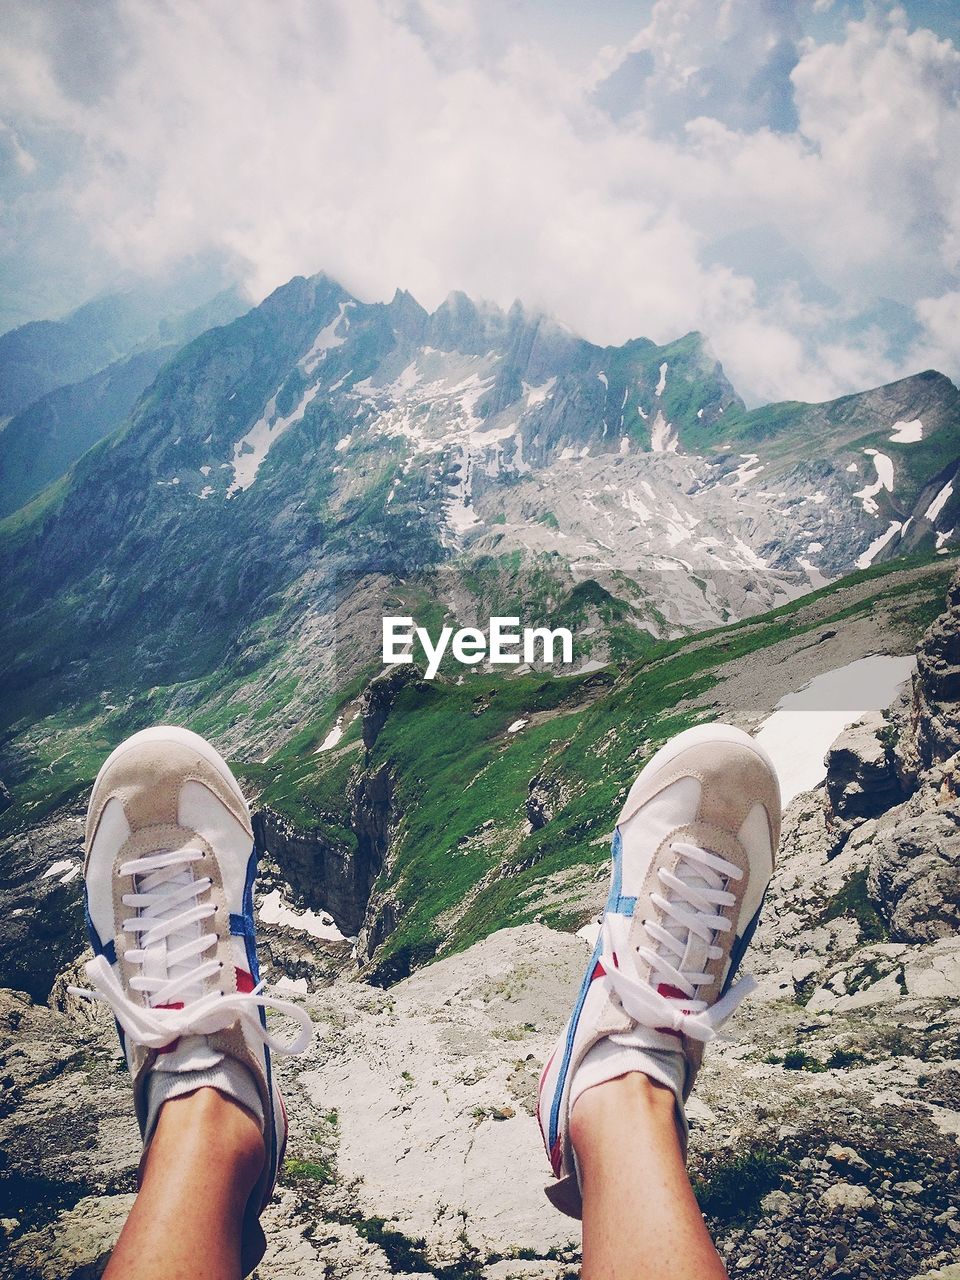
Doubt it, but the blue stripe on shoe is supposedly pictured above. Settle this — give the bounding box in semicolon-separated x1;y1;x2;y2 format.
547;828;622;1150
240;841;277;1187
85;897;117;965
548;932;602;1151
230;912;255;939
719;892;766;997
607;828;623;905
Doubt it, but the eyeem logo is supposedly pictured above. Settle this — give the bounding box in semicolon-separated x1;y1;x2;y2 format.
383;616;574;680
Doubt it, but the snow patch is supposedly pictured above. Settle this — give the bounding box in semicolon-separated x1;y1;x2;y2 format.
597;372;608;390
925;480;954;523
733;453;763;485
301;300;354;373
258;889;345;941
198;485;214;500
274;976;309;994
889;418;923;444
507;718;528;734
853;450;894;515
655;362;668;397
755;655;917;808
856;520;902;569
316;717;344;752
797;557;829;588
624;489;653;523
523;377;556;407
650;410;677;453
228;380;322;496
43;860;73;879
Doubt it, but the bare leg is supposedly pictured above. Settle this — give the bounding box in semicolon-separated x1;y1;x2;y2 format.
571;1073;727;1280
104;1087;265;1280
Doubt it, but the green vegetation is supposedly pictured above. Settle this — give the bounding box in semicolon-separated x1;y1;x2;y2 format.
821;869;888;943
282;1157;335;1185
693;1148;787;1223
826;1047;867;1069
353;555;953;980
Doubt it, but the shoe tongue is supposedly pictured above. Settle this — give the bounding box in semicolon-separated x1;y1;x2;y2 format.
141;867;206;1006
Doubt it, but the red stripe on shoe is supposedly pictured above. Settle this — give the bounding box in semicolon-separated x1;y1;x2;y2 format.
655;983;689;1038
235;967;256;993
549;1137;564;1177
153;1001;184;1055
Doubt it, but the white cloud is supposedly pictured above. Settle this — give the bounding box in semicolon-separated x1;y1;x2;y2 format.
0;0;959;405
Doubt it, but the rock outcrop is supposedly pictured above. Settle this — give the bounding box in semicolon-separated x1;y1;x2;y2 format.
253;806;370;939
824;711;903;849
900;569;960;779
0;803;85;1001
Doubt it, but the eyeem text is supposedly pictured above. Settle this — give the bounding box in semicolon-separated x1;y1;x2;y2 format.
382;616;574;680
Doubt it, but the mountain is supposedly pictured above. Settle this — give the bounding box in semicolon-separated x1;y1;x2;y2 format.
2;272;958;722
1;270;960;851
0;281;247;419
0;289;248;519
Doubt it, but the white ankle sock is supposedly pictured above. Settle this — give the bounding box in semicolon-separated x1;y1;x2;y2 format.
143;1036;264;1145
570;1036;686;1110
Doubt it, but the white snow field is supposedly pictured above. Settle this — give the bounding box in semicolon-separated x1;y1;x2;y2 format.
754;654;916;808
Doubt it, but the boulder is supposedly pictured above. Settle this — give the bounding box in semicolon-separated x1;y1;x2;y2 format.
869;799;960;942
825;711;903;850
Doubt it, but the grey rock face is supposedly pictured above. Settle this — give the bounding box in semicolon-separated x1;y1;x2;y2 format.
825;711;904;849
901;569;960;778
0;804;85;1000
253;806;371;939
360;664;426;752
869;799;960;942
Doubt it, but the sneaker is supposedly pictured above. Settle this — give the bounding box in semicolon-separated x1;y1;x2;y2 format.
536;723;781;1218
69;726;312;1274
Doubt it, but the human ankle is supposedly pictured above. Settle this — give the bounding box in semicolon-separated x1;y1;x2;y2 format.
152;1086;266;1186
570;1071;677;1158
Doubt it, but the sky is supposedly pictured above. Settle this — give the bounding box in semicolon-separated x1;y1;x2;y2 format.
2;0;960;405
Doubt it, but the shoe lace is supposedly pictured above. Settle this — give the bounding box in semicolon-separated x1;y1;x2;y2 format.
600;840;756;1043
69;849;312;1055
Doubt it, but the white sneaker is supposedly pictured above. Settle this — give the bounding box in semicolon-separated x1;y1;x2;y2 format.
536;723;781;1218
70;726;312;1273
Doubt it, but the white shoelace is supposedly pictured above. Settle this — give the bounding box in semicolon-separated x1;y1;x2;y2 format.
600;840;756;1043
69;849;312;1055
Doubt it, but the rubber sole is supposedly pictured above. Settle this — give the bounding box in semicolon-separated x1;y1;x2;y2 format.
616;721;780;827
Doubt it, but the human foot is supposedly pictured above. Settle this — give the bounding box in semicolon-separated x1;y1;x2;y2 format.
537;723;780;1218
70;725;312;1273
